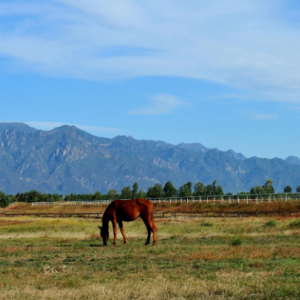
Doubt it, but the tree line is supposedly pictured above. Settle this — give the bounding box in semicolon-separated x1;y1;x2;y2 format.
1;179;300;208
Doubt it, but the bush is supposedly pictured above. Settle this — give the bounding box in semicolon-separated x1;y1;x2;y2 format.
265;220;276;227
200;220;213;227
289;219;300;229
231;237;243;246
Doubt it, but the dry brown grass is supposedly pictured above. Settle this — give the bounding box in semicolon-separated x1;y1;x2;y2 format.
153;200;300;213
3;200;300;217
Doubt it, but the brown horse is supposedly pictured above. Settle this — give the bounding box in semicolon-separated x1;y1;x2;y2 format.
98;198;157;246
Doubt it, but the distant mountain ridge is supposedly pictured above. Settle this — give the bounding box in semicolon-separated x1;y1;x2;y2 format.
0;122;299;194
286;156;300;165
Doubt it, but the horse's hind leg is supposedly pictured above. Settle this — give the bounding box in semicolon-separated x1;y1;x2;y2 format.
118;220;127;244
141;214;156;246
140;215;151;245
151;213;157;246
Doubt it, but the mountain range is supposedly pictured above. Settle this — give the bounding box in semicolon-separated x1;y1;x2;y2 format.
0;122;299;194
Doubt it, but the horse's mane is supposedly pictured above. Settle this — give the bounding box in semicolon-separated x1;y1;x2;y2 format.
102;201;114;228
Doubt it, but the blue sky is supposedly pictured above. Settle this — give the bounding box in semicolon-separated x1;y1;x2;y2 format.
1;0;300;159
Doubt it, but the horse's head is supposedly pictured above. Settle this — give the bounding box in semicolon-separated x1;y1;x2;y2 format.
98;226;109;246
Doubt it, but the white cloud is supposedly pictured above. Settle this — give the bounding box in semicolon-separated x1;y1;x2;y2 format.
1;1;300;101
24;122;123;135
245;112;278;120
128;94;190;115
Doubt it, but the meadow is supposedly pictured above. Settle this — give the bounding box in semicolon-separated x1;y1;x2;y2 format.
0;212;300;299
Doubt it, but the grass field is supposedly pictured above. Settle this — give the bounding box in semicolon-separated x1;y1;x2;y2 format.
0;215;300;299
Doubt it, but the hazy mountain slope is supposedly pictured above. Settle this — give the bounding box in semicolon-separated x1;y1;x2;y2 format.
286;156;300;165
225;149;247;160
0;122;299;194
0;122;37;134
177;142;208;153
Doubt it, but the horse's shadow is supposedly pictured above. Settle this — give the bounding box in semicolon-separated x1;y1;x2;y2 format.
89;244;102;247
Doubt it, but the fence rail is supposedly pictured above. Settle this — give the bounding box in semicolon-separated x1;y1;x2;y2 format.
30;192;300;206
1;210;300;219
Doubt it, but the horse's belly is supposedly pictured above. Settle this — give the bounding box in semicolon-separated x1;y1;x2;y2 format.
119;212;140;222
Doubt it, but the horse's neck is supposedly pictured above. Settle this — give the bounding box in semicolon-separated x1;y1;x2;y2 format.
102;211;110;229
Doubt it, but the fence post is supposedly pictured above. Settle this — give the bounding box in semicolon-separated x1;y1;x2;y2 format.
256;195;258;204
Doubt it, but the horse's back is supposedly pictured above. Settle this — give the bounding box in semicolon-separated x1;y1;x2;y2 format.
111;199;153;220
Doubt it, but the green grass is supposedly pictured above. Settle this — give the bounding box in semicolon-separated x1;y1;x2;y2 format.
0;216;300;299
289;218;300;228
200;220;213;227
230;236;243;246
265;219;277;227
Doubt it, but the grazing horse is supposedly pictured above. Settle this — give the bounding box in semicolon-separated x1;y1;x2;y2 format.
98;198;157;246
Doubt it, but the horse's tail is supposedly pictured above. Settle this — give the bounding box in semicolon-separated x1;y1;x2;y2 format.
151;208;157;231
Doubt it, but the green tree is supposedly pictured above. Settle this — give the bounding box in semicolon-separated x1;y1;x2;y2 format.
297;186;300;193
216;185;224;196
263;179;275;194
250;179;275;194
147;183;163;198
137;188;147;198
92;191;102;200
204;180;223;195
163;181;177;197
194;182;205;196
120;186;132;199
107;189;118;200
178;182;192;197
250;185;265;194
0;191;12;208
132;182;139;198
284;186;292;193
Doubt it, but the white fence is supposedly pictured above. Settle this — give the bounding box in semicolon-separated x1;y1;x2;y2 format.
31;193;300;206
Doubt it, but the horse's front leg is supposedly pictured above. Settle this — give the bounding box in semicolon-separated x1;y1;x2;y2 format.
112;219;118;246
118;220;127;244
145;227;151;246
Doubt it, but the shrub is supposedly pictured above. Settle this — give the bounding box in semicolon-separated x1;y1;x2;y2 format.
265;220;276;227
200;220;213;227
289;219;300;229
231;237;243;246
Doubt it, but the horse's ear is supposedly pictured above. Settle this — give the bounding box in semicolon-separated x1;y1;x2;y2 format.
98;226;102;230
